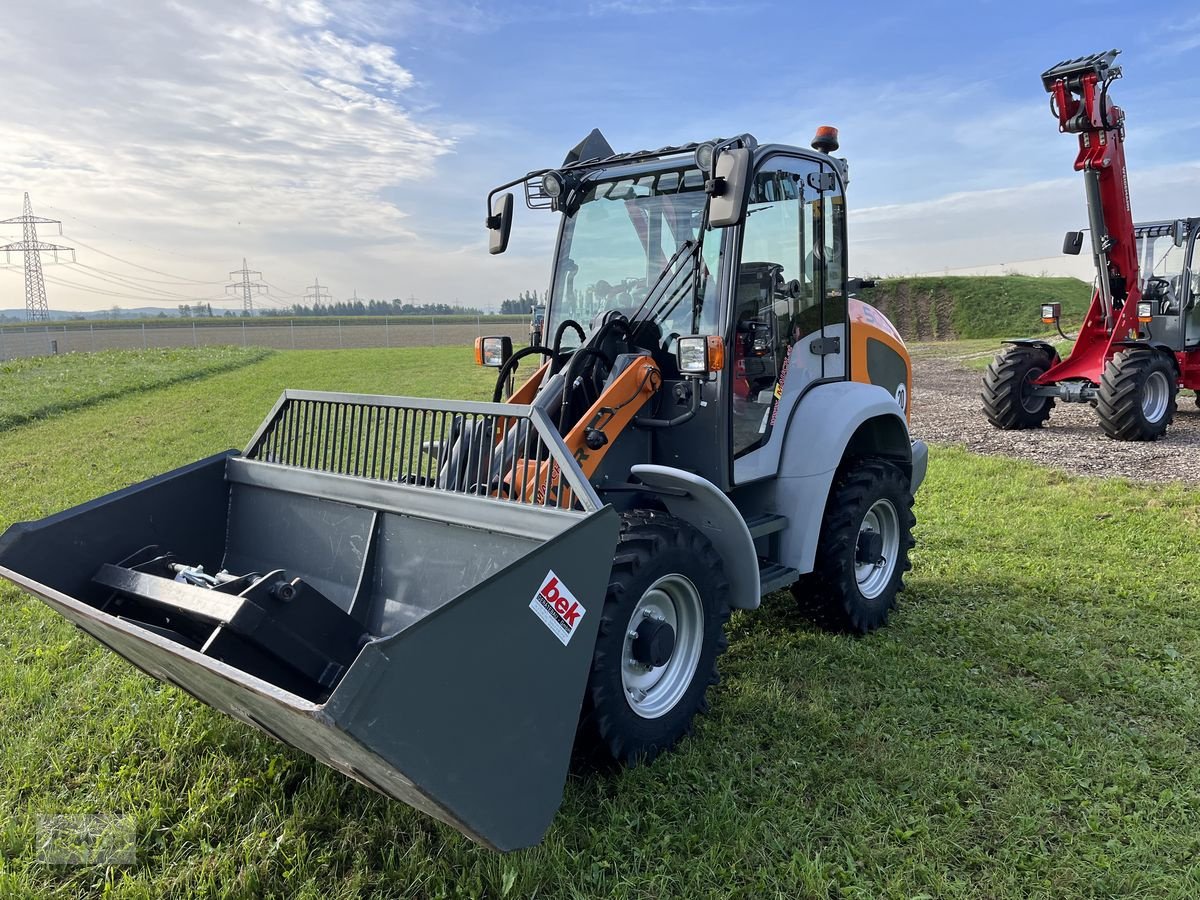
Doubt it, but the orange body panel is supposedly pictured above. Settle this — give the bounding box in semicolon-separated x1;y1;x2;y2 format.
501;357;662;505
848;298;912;421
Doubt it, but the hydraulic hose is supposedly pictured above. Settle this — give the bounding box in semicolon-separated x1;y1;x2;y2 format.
550;320;586;374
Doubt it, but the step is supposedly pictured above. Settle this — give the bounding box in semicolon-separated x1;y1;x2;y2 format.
744;513;788;540
757;562;800;595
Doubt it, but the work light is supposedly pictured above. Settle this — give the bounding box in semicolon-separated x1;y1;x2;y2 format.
541;171;565;199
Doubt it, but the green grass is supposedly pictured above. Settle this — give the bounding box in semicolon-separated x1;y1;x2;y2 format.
13;314;528;330
0;347;271;432
2;349;1200;898
861;275;1093;340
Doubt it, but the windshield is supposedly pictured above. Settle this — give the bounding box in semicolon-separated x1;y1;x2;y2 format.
547;166;722;348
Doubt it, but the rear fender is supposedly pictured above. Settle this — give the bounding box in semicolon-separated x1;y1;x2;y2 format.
772;381;913;574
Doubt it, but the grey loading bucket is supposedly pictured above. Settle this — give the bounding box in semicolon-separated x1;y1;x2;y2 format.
0;391;619;851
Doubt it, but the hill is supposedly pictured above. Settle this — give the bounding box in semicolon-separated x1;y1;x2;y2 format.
858;275;1093;341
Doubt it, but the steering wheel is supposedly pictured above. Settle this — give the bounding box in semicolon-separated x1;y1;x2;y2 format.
492;345;557;402
1148;276;1173;294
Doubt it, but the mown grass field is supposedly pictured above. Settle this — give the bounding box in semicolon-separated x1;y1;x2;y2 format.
0;347;270;431
2;348;1199;898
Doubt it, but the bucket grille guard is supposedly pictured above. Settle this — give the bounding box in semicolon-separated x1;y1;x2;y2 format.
245;390;601;512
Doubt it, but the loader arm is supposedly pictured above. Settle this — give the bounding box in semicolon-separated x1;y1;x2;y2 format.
1038;50;1142;385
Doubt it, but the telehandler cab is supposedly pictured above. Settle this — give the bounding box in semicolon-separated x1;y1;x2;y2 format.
0;127;926;851
983;50;1200;440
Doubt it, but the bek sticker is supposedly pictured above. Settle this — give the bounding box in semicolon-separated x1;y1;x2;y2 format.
530;570;585;646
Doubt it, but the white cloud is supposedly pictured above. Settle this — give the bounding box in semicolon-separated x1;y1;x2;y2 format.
0;0;464;311
851;162;1200;278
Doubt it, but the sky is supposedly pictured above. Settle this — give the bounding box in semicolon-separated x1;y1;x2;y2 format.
0;0;1198;313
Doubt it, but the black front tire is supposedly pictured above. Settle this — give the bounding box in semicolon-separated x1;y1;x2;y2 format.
575;510;731;767
981;345;1058;429
1095;348;1178;441
792;459;915;634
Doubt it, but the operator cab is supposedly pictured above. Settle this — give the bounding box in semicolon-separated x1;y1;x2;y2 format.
1135;219;1200;348
481;129;863;491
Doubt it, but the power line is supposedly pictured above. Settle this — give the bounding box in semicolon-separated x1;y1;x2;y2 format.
0;194;75;321
226;258;267;315
62;262;225;301
41;205;201;261
61;234;222;284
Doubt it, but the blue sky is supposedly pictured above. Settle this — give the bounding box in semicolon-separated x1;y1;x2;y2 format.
1;0;1198;311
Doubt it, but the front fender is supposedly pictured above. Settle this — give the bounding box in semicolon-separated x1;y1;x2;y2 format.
629;464;761;610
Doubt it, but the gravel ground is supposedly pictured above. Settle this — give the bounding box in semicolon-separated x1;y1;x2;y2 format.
910;346;1200;484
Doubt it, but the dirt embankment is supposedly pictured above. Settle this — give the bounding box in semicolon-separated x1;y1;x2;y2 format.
863;283;958;341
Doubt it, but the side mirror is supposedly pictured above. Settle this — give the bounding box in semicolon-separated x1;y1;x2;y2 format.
487;192;514;255
474;335;513;367
1173;219;1188;247
676;335;726;375
1062;230;1084;255
707;148;751;228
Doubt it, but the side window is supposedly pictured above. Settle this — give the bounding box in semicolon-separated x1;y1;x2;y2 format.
731;158;822;457
820;177;848;378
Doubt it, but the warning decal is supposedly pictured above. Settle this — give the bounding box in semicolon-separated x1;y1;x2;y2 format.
529;570;586;646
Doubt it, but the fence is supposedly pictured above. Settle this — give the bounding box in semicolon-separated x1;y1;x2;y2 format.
0;318;531;362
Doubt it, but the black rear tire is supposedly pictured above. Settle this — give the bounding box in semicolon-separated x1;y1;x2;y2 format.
575;510;730;767
1095;348;1178;441
981;345;1057;429
792;459;915;634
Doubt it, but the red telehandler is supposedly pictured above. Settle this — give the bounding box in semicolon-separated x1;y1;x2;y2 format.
983;50;1200;440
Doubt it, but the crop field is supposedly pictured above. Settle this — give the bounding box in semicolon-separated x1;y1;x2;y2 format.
2;347;1200;898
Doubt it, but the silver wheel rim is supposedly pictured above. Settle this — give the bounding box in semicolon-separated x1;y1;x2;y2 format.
856;499;900;600
621;574;703;719
1141;370;1171;423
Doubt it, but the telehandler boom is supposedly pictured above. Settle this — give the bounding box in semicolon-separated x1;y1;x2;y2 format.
983;50;1200;440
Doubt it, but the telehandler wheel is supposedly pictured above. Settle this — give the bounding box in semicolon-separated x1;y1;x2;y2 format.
981;345;1057;429
792;459;915;634
1095;348;1178;441
576;510;731;766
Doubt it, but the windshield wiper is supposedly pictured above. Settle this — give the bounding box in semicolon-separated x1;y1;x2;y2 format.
627;239;700;328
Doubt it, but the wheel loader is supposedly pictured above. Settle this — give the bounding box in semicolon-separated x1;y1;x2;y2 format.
0;126;927;852
983;50;1200;440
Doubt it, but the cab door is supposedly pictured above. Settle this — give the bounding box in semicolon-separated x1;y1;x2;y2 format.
730;154;846;480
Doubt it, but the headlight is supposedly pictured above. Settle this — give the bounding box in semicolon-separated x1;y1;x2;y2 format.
694;142;716;173
676;336;708;374
1137;301;1153;321
676;335;724;375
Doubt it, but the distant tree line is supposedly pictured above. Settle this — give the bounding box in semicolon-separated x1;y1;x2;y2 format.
178;303;216;317
257;299;486;318
499;290;544;315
